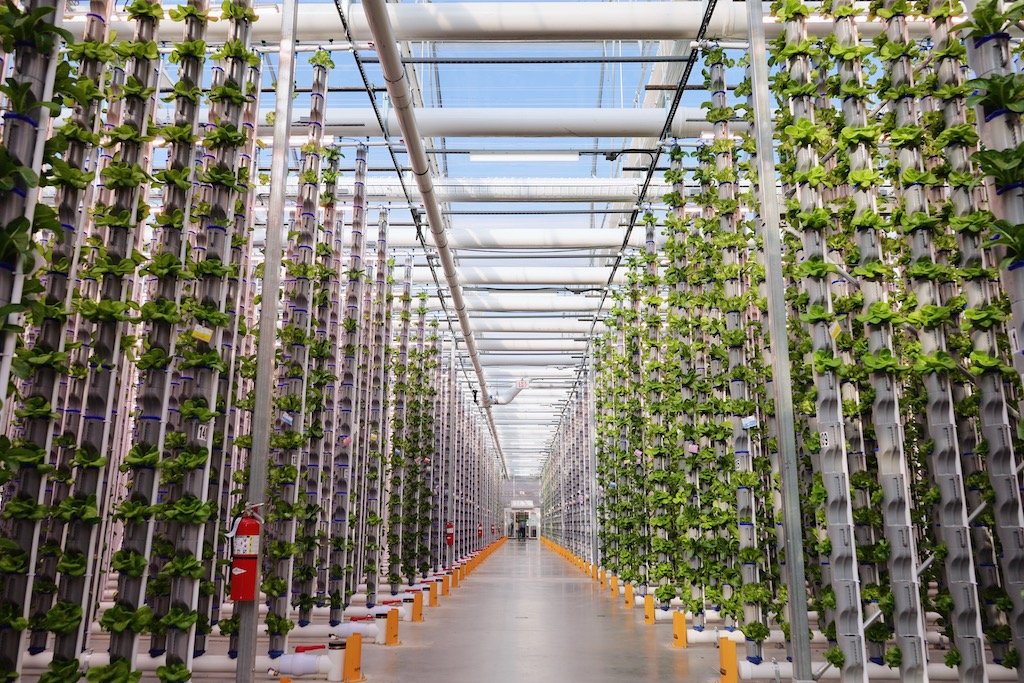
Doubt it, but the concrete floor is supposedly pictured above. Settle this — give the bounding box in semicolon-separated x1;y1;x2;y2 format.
362;539;720;683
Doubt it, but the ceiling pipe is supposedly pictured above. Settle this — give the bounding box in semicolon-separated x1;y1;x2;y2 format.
427;293;604;313
65;3;940;43
361;0;508;479
478;354;586;367
158;176;679;204
250;106;730;138
412;266;625;285
340;227;667;250
475;339;588;352
474;319;604;334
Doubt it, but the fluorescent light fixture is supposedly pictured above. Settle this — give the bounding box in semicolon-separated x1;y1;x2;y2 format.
469;151;580;163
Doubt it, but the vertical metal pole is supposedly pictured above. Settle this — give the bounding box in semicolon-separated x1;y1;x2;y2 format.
235;0;297;678
746;1;812;680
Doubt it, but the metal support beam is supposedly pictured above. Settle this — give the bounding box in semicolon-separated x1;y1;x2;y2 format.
746;1;813;680
235;0;297;676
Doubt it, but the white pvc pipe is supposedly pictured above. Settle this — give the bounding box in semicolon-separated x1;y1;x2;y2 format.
429;293;604;313
217;176;677;204
256;106;726;139
344;604;411;622
737;660;1016;681
21;651;342;681
477;340;587;352
288;622;385;645
474;319;603;334
411;266;624;286
64;3;938;44
345;227;665;250
479;354;585;366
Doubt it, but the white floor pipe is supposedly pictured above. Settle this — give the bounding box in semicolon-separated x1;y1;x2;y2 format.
344;605;412;622
737;660;1017;681
286;622;385;645
22;651;343;680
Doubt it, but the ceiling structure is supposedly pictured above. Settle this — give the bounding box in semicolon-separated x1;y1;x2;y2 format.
68;0;734;478
314;0;716;479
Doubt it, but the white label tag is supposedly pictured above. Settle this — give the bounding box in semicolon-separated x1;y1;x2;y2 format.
741;415;758;430
233;535;259;556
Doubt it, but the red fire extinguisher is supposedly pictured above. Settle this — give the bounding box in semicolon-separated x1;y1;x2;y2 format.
491;523;495;535
445;521;454;547
229;506;263;601
477;523;483;538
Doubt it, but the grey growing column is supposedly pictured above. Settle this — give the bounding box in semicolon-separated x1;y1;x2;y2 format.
363;211;389;606
328;143;368;623
746;0;814;680
445;345;457;569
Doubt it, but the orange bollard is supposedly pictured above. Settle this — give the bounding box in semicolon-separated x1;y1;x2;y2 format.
609;575;618;596
673;611;687;649
719;635;737;683
441;575;450;596
429;581;439;607
411;590;424;623
385;608;400;646
624;582;634;608
342;633;365;683
644;594;655;624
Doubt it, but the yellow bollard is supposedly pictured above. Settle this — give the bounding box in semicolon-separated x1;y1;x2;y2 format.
599;569;606;588
624;582;634;608
429;581;439;607
385;608;400;646
441;574;450;596
411;590;424;623
342;633;365;683
644;594;655;625
452;567;460;588
718;634;738;683
609;575;618;596
672;611;687;648
591;564;598;580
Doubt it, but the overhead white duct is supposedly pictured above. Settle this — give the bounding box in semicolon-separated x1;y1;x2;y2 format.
475;339;588;352
489;378;531;405
412;267;623;285
248;177;676;204
253;107;730;139
474;319;602;334
65;3;936;43
479;354;586;366
361;0;508;477
428;293;604;313
346;227;665;250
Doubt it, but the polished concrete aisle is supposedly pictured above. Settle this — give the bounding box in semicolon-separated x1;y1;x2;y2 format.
361;540;719;683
